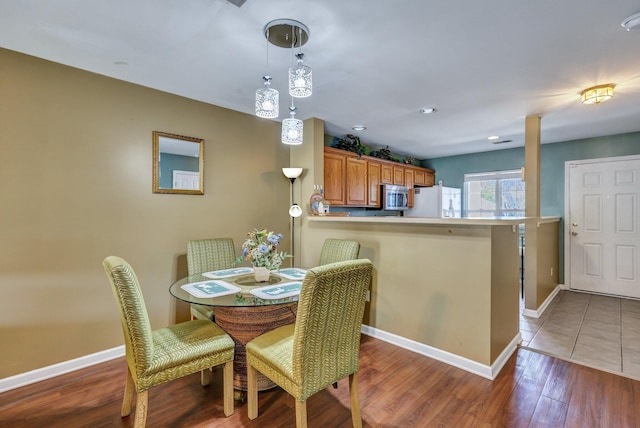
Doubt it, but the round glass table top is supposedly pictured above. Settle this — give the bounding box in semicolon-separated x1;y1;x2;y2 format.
169;272;301;307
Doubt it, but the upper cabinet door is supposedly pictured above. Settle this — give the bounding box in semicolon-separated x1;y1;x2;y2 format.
324;150;347;205
346;157;368;206
393;165;404;185
381;163;393;184
368;161;381;207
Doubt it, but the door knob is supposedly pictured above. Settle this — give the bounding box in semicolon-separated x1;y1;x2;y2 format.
572;222;578;227
571;231;578;236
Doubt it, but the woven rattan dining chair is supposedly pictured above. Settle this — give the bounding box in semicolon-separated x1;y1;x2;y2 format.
318;238;360;265
246;259;373;428
187;238;236;321
103;256;235;428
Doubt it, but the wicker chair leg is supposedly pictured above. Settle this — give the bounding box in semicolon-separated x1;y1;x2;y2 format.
295;399;308;428
223;361;234;416
247;363;258;419
200;368;210;386
349;373;362;428
133;389;148;428
121;367;135;417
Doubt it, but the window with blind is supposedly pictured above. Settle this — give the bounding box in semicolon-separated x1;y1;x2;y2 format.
464;169;525;218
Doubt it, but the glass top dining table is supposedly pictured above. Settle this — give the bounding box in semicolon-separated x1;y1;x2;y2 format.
168;267;307;308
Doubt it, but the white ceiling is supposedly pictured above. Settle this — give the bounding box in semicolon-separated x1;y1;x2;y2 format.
2;0;640;159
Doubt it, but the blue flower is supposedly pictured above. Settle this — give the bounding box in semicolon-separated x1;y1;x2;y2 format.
267;234;280;244
259;244;270;253
243;248;249;257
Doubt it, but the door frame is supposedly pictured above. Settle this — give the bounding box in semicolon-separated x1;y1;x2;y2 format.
563;153;640;292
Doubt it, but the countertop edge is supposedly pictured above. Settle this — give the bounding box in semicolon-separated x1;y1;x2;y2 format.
307;215;560;226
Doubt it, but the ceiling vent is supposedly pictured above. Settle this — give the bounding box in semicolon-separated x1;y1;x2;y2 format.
492;139;512;145
226;0;247;7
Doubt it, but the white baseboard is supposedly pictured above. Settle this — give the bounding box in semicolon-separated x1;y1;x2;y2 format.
361;325;520;380
522;284;564;318
0;346;125;393
2;326;524;393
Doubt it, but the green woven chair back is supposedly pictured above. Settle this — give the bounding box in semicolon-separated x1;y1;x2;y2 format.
187;238;235;275
318;238;360;265
292;259;372;399
103;256;154;375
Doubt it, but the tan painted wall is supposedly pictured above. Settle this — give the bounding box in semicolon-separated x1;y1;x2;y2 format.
300;220;519;365
490;225;520;361
536;221;560;304
0;49;290;378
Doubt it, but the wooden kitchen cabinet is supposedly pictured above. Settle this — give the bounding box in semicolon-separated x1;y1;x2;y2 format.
324;146;435;207
324;149;347;205
368;160;381;207
404;168;415;207
380;163;393;184
346;157;368;205
392;165;404;185
413;168;427;186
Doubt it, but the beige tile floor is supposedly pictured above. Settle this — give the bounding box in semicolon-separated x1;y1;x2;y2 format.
520;289;640;379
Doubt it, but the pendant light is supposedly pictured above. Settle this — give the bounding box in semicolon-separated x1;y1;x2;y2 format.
259;19;311;145
288;25;312;98
255;76;279;118
281;100;303;145
255;28;279;118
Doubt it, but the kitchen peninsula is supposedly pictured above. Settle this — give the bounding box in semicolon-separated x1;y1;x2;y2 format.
291;118;560;379
298;215;559;379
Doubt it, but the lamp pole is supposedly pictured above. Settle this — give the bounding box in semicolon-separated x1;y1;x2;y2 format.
282;168;303;267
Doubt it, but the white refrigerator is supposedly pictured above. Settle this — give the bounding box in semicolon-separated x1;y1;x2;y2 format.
405;185;461;218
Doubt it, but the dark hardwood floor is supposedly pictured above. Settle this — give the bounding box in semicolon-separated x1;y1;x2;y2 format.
2;335;639;427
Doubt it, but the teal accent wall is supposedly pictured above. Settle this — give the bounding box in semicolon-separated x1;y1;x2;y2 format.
421;131;640;283
159;153;199;188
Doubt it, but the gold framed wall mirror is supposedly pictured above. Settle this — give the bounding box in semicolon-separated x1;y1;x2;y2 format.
152;131;204;195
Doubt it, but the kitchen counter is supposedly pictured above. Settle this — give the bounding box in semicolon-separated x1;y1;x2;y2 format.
309;215;559;226
299;215;559;379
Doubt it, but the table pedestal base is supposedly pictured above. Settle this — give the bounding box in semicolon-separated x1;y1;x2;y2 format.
215;303;298;394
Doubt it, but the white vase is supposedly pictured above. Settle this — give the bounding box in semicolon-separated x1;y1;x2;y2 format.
253;266;270;282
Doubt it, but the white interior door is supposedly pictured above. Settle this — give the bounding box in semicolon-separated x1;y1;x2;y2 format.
567;155;640;298
173;170;200;190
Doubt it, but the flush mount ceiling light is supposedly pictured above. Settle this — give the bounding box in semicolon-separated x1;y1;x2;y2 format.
352;125;367;131
622;12;640;31
419;107;437;114
581;83;615;104
488;135;500;140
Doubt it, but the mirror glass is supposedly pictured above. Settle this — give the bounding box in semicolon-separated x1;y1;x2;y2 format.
152;131;204;195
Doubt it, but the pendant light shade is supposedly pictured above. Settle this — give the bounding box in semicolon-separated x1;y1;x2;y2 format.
281;105;303;145
289;53;312;98
255;76;279;118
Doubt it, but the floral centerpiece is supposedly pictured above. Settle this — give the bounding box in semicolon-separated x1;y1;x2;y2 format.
236;228;289;282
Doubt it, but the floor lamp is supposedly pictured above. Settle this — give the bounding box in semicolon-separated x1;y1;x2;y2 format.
282;168;303;267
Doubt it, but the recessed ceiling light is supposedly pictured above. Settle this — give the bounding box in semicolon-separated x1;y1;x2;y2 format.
419;107;437;114
488;135;500;140
352;125;366;131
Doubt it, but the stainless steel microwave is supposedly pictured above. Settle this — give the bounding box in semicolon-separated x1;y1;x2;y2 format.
382;185;409;210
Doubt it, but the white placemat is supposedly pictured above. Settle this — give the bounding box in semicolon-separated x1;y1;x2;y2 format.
181;280;241;298
202;267;254;279
249;281;302;300
273;268;307;280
